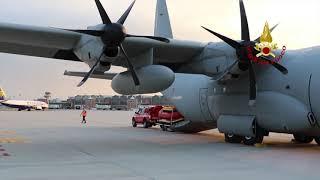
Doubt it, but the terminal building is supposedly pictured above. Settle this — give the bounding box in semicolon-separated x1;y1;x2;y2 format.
48;95;171;110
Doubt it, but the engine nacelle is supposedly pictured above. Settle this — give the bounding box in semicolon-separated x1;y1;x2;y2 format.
111;65;175;95
104;47;119;57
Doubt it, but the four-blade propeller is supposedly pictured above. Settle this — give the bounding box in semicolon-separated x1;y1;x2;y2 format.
202;0;288;105
68;0;169;87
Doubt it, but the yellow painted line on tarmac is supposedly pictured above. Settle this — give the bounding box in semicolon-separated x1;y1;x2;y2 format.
0;130;17;135
0;130;30;144
254;143;268;148
0;137;29;144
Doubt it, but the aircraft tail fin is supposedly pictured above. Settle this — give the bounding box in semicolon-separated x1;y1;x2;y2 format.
154;0;173;38
0;87;6;101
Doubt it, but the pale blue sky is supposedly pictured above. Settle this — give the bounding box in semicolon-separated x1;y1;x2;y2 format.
0;0;319;99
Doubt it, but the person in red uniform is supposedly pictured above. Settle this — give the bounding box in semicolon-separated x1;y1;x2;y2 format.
80;109;87;124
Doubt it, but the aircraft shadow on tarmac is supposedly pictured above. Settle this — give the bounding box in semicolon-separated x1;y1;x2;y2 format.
126;126;320;150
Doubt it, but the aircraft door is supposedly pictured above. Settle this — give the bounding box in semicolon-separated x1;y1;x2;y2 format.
199;88;214;122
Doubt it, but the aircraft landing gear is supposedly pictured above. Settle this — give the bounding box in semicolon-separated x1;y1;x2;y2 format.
224;125;265;146
243;127;265;146
243;134;264;146
224;134;242;143
292;134;314;143
224;133;264;145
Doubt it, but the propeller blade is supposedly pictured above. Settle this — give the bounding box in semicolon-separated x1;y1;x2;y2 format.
77;48;105;87
120;44;140;86
259;56;288;74
126;34;170;43
239;0;250;41
117;0;136;25
201;26;241;49
254;23;279;42
248;61;257;106
63;29;104;37
95;0;112;24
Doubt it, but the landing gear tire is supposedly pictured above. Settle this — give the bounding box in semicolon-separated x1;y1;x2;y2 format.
314;137;320;145
224;134;242;143
243;132;264;146
143;119;149;128
160;125;167;131
241;122;266;146
293;134;314;143
243;136;256;146
255;134;264;144
132;118;137;128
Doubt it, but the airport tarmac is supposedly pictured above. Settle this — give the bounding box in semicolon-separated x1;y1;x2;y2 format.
1;110;320;180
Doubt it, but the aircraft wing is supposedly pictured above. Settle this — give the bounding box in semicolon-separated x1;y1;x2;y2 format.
118;37;206;65
0;23;206;66
0;23;82;61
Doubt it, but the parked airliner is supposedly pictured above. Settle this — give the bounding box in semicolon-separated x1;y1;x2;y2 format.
0;88;48;111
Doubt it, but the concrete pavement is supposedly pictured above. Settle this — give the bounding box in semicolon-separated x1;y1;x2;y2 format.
0;110;320;180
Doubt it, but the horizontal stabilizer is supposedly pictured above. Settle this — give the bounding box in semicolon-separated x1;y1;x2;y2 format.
64;71;117;80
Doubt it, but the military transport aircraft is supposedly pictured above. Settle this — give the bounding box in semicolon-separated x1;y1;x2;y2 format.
1;0;320;146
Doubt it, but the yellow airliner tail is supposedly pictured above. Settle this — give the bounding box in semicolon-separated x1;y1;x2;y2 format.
0;87;6;100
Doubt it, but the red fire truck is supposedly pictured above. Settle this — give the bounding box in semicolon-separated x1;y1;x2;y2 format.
132;106;184;131
132;106;163;128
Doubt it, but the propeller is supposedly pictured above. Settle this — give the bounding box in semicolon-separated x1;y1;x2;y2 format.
202;0;287;105
69;0;169;87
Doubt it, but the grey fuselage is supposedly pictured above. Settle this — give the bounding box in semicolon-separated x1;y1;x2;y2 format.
163;44;320;135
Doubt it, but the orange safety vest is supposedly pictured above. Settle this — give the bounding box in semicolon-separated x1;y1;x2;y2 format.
81;111;87;117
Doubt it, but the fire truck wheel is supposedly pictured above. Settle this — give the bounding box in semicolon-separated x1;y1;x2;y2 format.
143;119;149;128
132;118;137;127
160;125;167;131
